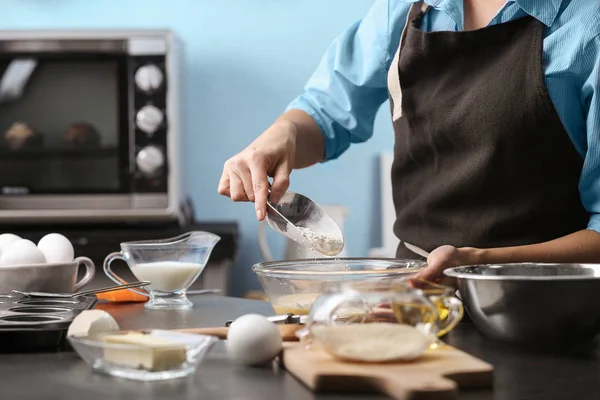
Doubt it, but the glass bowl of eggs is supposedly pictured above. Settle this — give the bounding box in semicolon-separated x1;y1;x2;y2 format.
252;258;426;316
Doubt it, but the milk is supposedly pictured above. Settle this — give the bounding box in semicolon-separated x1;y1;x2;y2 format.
132;262;204;292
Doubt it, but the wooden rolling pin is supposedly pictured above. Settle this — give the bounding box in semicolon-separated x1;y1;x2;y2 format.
172;324;302;341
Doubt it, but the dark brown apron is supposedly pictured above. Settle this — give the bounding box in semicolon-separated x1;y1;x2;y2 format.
388;2;589;259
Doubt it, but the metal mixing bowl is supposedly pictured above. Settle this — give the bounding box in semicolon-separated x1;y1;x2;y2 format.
252;258;426;316
444;263;600;348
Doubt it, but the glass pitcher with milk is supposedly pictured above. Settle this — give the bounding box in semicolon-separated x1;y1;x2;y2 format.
258;205;348;260
103;231;220;310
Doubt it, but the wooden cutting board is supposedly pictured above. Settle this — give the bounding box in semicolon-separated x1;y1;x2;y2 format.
281;343;493;399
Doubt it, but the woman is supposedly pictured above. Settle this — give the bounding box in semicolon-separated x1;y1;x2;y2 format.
218;0;600;282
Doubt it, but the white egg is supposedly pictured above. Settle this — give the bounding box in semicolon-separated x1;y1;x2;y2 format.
0;233;20;254
226;314;282;366
37;233;74;263
0;239;46;266
67;310;120;338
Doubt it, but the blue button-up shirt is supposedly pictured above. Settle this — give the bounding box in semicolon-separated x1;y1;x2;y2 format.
286;0;600;233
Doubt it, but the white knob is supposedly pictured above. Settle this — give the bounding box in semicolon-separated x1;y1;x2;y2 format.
135;64;164;92
136;145;164;176
136;105;164;135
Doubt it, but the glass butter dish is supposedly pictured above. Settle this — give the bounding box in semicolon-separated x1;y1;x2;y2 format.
68;330;218;381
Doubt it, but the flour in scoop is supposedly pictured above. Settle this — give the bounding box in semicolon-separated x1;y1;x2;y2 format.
295;227;343;256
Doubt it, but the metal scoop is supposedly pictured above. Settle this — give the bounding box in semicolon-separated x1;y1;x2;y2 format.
265;185;344;256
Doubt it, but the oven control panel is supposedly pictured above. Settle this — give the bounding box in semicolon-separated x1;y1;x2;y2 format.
130;55;169;192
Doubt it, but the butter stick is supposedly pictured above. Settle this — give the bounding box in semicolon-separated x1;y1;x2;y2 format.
102;332;187;372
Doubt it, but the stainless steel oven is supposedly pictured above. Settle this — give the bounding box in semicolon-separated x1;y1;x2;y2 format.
0;30;183;224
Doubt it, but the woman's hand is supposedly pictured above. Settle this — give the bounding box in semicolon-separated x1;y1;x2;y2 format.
218;120;297;221
416;245;481;286
218;109;326;221
418;229;600;285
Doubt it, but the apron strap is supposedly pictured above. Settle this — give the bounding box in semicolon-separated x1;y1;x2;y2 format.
388;1;430;121
409;1;429;22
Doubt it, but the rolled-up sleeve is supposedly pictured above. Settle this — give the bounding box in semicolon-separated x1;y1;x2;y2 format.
580;35;600;233
286;0;408;161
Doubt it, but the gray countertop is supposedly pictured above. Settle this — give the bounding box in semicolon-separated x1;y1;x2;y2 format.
4;295;598;400
0;295;383;400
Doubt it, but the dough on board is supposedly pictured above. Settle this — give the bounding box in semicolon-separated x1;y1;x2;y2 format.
311;323;430;362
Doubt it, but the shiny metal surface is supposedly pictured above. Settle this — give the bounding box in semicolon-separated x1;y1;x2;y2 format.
444;263;600;348
136;105;164;134
136;145;165;175
0;29;171;55
265;189;344;256
0;194;176;223
13;281;150;299
0;39;127;53
134;64;164;93
0;194;168;210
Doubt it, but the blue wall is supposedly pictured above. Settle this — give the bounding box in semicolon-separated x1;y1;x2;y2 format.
2;0;395;297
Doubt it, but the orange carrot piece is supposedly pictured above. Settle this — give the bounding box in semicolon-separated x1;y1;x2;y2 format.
96;289;148;303
96;276;149;302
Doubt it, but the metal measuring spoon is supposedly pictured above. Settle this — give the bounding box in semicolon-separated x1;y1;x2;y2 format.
12;281;151;298
265;185;344;257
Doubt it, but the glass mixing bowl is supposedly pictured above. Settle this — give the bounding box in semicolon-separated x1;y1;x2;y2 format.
252;258;426;316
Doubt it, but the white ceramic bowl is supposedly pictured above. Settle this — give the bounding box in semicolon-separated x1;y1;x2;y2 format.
0;256;95;294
